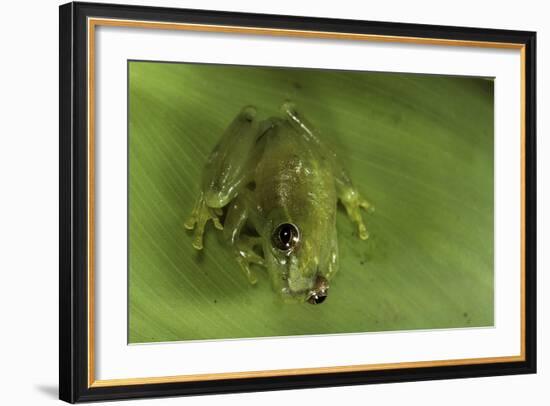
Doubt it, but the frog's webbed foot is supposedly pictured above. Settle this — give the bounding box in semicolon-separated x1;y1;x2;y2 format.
234;236;264;285
339;188;374;240
184;192;224;250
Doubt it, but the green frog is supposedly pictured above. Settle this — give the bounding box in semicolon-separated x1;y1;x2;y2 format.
185;102;372;304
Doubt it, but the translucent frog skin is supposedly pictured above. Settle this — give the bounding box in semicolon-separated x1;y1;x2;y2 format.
185;102;372;304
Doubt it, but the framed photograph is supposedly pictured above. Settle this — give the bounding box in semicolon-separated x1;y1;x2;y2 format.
59;1;537;403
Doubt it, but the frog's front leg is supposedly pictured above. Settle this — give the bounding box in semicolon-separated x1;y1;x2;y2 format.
223;192;265;284
185;106;260;250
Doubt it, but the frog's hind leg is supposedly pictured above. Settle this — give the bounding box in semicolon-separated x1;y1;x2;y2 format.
185;105;260;250
223;192;265;285
335;170;374;240
281;101;373;240
184;192;224;250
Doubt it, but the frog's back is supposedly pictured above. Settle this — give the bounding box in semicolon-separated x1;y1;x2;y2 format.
254;120;336;223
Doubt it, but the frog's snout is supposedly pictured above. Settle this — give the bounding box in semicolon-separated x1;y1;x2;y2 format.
307;291;327;305
307;276;329;305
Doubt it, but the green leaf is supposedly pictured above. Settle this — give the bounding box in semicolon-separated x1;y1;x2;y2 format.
128;61;493;343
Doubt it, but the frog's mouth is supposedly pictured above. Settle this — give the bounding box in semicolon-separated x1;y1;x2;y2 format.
284;272;329;304
271;250;329;304
281;275;329;304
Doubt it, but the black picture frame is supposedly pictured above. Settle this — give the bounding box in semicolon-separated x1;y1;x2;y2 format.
59;1;537;403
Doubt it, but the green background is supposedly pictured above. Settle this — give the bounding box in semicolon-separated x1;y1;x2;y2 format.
128;61;494;343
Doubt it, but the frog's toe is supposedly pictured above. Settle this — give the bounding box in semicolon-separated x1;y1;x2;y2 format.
234;239;265;284
358;222;369;240
212;215;224;231
185;199;225;249
191;211;225;250
359;199;375;214
192;238;204;250
236;257;258;285
184;212;205;249
184;215;197;230
192;223;206;250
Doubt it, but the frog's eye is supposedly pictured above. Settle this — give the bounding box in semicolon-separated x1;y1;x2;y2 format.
272;223;300;251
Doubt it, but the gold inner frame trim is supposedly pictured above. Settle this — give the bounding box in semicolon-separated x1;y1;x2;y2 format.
87;17;527;388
